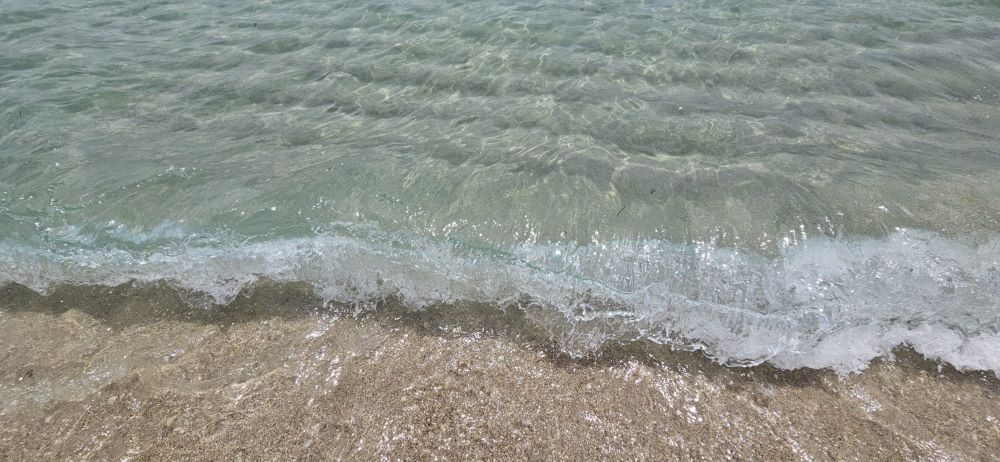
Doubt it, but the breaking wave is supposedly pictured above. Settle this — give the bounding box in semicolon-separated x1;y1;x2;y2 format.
2;223;999;375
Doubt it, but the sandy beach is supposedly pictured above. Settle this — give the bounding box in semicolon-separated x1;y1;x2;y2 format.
4;0;1000;460
1;282;998;461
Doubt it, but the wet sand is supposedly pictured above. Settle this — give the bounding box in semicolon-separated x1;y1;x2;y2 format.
1;282;999;461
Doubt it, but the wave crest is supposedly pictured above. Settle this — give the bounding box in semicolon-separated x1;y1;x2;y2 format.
2;225;999;375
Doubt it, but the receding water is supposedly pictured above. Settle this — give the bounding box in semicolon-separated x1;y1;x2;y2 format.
2;0;1000;374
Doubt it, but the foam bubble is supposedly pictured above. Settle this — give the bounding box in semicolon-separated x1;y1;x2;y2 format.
1;225;998;375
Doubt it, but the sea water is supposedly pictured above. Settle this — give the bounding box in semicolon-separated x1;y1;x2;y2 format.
2;0;1000;374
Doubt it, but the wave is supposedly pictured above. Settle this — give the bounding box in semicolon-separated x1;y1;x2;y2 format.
2;223;999;375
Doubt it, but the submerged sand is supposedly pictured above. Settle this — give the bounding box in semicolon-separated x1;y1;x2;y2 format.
1;283;998;461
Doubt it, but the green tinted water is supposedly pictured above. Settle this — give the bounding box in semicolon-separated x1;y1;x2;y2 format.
2;0;1000;373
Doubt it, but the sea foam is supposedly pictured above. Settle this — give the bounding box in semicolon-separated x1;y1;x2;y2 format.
2;224;998;376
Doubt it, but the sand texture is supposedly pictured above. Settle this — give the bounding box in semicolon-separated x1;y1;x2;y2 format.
1;282;998;461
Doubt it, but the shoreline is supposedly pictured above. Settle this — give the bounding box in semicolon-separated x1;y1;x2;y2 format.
2;282;999;460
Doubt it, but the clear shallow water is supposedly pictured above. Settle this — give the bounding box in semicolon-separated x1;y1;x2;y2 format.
2;0;1000;373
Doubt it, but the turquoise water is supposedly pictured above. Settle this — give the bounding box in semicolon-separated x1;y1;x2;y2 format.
2;0;1000;373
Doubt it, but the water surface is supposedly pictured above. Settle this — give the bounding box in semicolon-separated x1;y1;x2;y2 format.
3;0;1000;373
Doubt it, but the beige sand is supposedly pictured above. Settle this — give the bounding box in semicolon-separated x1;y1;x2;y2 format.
1;282;998;461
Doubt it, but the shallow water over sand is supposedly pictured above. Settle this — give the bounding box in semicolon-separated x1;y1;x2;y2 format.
1;288;999;460
3;0;1000;373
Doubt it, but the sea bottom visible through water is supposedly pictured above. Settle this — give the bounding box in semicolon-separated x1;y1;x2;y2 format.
3;0;1000;377
3;0;1000;457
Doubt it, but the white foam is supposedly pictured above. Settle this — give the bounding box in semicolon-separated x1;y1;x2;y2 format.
2;226;999;376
